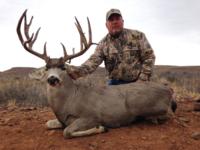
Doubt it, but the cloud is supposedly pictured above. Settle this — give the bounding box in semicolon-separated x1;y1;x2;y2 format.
146;0;200;35
0;0;200;71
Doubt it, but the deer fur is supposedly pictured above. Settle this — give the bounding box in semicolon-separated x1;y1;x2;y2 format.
30;65;176;138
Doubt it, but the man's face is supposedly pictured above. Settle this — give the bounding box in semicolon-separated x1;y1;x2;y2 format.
106;14;124;36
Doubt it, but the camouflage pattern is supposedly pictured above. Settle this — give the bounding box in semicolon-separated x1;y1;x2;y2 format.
78;28;155;81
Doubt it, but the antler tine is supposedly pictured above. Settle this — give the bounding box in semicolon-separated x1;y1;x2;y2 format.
23;13;33;40
87;17;92;45
61;43;74;64
43;42;48;58
31;27;41;48
60;43;68;57
16;9;49;62
79;27;84;51
63;17;93;62
74;17;87;49
17;9;27;44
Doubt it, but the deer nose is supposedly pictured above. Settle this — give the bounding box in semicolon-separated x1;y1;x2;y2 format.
47;76;60;86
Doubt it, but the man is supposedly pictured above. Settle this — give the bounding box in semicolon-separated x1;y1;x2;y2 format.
69;8;155;85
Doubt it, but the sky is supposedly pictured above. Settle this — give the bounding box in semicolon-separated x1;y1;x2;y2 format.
0;0;200;71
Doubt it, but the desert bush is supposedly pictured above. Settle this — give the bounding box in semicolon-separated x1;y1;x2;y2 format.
0;77;47;107
156;72;200;101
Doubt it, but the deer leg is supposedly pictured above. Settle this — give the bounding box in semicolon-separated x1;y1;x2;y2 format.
46;119;64;129
63;118;107;138
146;114;171;124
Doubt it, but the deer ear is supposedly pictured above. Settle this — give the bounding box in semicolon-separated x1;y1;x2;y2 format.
65;64;71;73
29;67;47;81
65;64;79;73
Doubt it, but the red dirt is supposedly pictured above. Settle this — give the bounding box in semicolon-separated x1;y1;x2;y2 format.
0;100;200;150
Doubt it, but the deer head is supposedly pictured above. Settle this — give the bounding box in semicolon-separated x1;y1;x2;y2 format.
17;9;94;87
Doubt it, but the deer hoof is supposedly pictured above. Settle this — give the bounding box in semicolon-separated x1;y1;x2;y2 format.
46;119;63;129
63;130;72;139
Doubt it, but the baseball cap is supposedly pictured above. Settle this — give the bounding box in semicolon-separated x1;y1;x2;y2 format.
106;9;122;21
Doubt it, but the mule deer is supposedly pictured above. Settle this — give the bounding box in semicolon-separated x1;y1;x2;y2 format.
17;10;176;138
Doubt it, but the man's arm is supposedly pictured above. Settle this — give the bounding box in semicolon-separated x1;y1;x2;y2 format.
138;32;156;81
68;44;104;80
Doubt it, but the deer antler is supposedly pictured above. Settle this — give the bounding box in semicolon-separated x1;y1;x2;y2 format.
17;10;94;63
61;17;94;62
16;9;49;62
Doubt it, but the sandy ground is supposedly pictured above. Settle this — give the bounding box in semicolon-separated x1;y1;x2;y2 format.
0;100;200;150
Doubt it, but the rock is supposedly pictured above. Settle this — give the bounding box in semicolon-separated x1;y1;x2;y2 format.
101;139;106;143
193;102;200;111
7;106;17;112
88;142;98;150
141;136;147;140
178;117;190;123
4;118;12;125
19;107;37;111
15;128;22;133
48;130;56;136
191;132;200;140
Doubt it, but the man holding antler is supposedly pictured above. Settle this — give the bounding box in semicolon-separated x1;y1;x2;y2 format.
69;8;156;85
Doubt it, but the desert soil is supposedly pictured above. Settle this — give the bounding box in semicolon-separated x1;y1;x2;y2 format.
0;100;200;150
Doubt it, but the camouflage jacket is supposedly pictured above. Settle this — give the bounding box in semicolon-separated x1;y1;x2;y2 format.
78;28;155;81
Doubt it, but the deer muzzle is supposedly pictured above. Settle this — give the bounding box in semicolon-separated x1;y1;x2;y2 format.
47;76;60;87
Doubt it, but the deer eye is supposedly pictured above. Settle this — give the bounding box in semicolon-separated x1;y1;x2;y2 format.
61;67;66;70
45;65;50;71
58;64;66;70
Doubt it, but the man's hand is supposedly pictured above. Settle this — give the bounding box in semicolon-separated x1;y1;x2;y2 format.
138;73;149;82
67;65;82;80
137;79;146;83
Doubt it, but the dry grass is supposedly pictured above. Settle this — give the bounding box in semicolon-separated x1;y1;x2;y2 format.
0;76;47;107
7;99;17;108
155;67;200;102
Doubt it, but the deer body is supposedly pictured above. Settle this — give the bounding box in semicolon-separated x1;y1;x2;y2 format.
17;10;176;138
44;68;173;138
